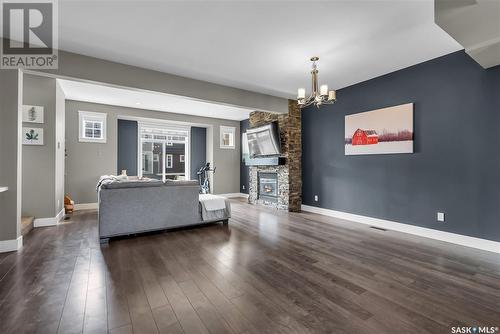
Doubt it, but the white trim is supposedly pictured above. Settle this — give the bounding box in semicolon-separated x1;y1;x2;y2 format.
74;202;98;211
161;147;166;182
301;205;500;254
34;217;56;227
0;187;8;193
17;69;23;251
34;209;65;228
185;127;191;180
56;208;65;222
0;236;23;253
218;193;249;199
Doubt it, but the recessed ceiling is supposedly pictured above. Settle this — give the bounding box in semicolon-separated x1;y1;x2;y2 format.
57;0;462;98
57;79;254;121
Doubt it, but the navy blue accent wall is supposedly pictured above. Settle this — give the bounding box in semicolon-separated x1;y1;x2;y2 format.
117;119;138;175
302;51;500;242
191;127;206;180
240;119;250;193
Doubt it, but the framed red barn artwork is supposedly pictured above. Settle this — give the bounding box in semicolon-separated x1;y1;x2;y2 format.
345;103;414;155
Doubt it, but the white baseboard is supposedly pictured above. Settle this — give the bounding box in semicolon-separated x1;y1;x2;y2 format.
0;236;23;253
74;202;98;211
34;208;65;228
218;193;249;198
56;208;65;222
301;205;500;254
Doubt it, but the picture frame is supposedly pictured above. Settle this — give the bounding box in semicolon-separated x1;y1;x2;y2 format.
22;105;44;123
345;103;414;155
22;127;44;145
220;126;235;149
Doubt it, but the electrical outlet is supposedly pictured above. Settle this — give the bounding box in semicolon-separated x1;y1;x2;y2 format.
314;195;319;202
242;185;245;190
437;212;445;222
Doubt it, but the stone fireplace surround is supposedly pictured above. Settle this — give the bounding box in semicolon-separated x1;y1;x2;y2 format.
248;100;301;212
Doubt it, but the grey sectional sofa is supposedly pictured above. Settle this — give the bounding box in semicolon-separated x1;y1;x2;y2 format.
98;179;209;241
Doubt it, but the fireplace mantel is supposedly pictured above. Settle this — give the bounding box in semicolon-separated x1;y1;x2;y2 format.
245;156;286;166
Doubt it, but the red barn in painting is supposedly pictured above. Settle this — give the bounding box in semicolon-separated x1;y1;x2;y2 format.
352;129;379;145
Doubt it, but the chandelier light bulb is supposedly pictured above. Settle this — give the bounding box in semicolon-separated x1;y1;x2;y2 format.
297;88;306;99
320;84;328;96
328;90;336;101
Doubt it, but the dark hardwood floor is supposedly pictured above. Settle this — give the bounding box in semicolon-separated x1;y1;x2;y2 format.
0;199;499;334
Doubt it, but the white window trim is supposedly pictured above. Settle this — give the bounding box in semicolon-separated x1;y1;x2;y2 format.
78;111;107;143
220;126;235;149
166;154;173;169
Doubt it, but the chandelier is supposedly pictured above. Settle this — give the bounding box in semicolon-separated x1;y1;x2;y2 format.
297;57;336;108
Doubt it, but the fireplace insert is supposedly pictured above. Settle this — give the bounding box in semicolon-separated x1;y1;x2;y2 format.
258;172;278;202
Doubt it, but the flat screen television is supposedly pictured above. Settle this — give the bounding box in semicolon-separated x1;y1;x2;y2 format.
246;122;281;157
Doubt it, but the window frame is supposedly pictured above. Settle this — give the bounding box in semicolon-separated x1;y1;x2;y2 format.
78;111;107;143
166;154;173;169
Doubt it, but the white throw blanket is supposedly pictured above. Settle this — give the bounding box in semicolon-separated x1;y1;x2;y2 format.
96;174;128;191
199;194;226;211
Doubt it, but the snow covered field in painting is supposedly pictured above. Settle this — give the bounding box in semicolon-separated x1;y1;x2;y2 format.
345;141;413;155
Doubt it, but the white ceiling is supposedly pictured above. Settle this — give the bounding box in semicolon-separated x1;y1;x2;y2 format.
435;0;500;68
57;0;462;99
57;79;254;121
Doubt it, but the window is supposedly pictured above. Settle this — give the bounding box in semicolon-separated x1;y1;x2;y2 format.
220;126;235;149
79;111;107;143
166;154;173;169
138;123;189;181
142;152;153;174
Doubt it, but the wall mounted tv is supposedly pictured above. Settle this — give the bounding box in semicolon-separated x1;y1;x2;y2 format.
246;121;281;157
